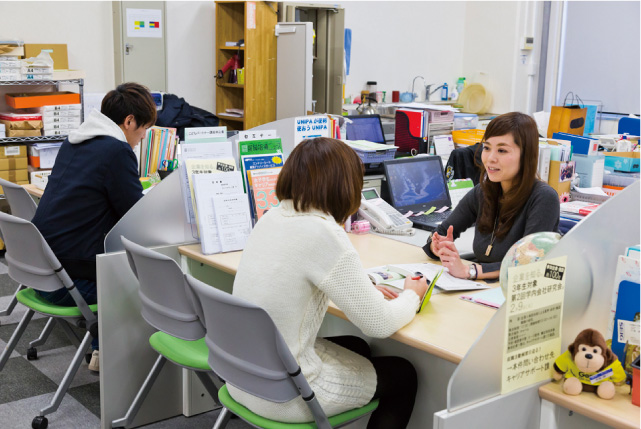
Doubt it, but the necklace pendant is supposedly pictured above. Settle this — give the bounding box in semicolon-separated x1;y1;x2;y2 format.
485;244;493;256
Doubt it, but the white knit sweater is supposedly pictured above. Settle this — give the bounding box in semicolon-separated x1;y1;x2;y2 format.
229;200;420;422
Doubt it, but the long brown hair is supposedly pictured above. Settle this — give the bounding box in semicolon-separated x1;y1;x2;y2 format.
477;112;540;239
276;137;364;224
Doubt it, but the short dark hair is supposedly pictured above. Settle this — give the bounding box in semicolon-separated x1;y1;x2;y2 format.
276;137;364;224
101;82;157;128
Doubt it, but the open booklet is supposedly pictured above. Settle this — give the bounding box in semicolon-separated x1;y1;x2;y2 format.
367;262;490;293
366;264;442;313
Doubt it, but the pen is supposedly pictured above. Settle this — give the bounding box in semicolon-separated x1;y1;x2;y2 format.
411;272;423;280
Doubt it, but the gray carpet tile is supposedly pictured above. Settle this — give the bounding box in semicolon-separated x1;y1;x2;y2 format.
0;316;84;356
0;294;46;325
0;272;20;296
68;382;101;419
0;336;21;359
0;357;58;404
0;392;101;428
28;345;99;389
0;259;7;275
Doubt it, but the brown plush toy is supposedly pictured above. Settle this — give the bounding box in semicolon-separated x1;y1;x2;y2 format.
553;329;626;399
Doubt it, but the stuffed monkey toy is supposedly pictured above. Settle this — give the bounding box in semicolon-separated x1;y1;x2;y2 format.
553;329;626;399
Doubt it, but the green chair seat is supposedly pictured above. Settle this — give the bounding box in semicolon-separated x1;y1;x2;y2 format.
218;384;379;429
148;332;210;371
16;288;98;317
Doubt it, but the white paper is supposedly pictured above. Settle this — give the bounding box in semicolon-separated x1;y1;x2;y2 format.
574;186;608;196
618;319;640;346
185;126;227;143
212;194;253;252
126;9;163;38
433;135;455;157
193;173;245;254
181;142;234;160
387;263;489;291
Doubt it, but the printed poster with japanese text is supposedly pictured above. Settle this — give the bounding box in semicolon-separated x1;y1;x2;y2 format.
501;256;567;394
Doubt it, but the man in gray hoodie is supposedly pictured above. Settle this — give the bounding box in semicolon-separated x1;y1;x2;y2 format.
32;82;157;371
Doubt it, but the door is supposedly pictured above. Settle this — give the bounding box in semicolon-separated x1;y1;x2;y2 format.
276;22;313;119
113;1;167;92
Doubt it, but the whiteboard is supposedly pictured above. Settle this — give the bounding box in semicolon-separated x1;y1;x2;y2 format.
558;1;640;115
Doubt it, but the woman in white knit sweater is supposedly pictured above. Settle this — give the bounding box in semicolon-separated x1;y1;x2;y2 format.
230;137;428;428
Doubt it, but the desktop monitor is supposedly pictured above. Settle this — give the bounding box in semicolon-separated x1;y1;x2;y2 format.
346;114;386;144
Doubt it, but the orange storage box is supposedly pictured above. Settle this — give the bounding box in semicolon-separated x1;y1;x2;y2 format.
5;92;81;109
452;129;485;146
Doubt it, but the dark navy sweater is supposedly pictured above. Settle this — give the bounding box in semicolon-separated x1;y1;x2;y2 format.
32;136;143;281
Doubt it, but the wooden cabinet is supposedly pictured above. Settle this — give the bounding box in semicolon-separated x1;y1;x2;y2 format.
215;1;277;130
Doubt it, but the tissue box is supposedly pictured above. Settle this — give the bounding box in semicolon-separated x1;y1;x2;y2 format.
604;152;640;173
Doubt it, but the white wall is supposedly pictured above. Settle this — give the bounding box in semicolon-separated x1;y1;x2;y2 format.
342;1;467;103
0;1;115;93
166;1;215;113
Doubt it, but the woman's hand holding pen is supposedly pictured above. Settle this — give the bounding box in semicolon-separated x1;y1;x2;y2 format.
430;225;454;257
403;273;428;300
438;242;469;279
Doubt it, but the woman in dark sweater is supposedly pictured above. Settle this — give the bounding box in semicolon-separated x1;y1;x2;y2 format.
423;112;560;280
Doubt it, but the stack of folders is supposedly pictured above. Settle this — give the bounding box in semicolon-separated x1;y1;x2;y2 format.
141;126;178;177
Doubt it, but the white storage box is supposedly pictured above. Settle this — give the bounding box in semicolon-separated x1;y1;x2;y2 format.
28;143;62;169
453;113;479;130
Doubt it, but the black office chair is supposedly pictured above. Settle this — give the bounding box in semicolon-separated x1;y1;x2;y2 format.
345;114;386;144
445;143;483;185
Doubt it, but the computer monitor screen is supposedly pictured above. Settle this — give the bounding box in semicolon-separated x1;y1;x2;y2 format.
384;156;450;209
346;115;385;143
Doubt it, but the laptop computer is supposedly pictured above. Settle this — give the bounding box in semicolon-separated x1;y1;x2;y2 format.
382;156;453;231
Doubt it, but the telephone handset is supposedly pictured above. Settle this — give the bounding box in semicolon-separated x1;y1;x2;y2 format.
359;188;415;235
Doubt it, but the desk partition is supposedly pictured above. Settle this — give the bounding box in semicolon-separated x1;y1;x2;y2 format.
436;180;640;428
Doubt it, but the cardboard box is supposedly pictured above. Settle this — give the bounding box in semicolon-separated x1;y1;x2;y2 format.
5;91;80;109
52;69;86;80
0;114;43;131
0;46;25;58
28;143;61;169
0;145;27;159
603;152;640;173
7;129;42;137
29;168;52;190
0;157;27;171
547;160;573;197
0;180;29;195
24;44;68;70
0;169;28;182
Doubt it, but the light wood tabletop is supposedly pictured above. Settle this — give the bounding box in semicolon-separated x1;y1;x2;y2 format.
23;183;44;198
179;232;497;364
539;381;639;429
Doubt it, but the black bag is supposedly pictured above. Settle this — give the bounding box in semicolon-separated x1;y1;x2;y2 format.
156;94;219;140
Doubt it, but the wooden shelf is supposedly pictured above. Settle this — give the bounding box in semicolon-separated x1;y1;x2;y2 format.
218;114;245;123
218;46;245;51
218;83;244;89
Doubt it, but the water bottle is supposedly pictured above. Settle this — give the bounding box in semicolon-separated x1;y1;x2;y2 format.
456;77;466;94
441;83;448;101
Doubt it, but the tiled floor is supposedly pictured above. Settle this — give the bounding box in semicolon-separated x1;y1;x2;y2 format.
0;256;250;428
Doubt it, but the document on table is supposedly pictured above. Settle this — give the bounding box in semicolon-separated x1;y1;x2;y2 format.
212;194;252;252
193;172;245;254
387;262;489;291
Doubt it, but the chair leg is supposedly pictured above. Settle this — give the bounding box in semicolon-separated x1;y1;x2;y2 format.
0;284;26;318
194;371;222;407
38;331;92;417
29;317;56;348
0;309;34;371
56;318;82;348
111;354;167;428
212;407;232;429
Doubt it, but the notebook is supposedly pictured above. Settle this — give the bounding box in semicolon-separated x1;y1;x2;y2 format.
383;156;452;231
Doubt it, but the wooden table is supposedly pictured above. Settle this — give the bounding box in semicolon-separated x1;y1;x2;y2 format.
539;381;640;429
23;183;44;199
179;232;496;364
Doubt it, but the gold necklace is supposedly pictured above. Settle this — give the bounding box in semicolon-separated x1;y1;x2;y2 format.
485;212;500;257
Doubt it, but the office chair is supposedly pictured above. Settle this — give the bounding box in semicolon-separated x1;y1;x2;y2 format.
394;109;427;155
0;178;56;361
0;211;98;429
345;114;386;143
184;274;379;429
111;237;221;429
618;117;640;136
444;143;483;185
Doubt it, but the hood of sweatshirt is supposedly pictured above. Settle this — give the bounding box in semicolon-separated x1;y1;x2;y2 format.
68;109;127;144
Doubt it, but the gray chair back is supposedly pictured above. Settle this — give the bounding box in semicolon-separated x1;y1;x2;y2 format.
184;274;330;427
0;178;37;220
120;236;205;340
0;211;69;292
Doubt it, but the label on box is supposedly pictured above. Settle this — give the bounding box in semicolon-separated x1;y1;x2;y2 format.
4;146;20;156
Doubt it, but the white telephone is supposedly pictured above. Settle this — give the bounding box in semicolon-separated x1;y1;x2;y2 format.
359;188;415;235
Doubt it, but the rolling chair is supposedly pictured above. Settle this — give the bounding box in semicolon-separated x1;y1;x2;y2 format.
0;211;98;429
345;114;386;143
0;178;56;361
444;143;483;185
111;237;221;428
184;274;379;429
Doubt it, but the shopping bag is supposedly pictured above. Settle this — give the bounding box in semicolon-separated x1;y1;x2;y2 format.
547;92;588;138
